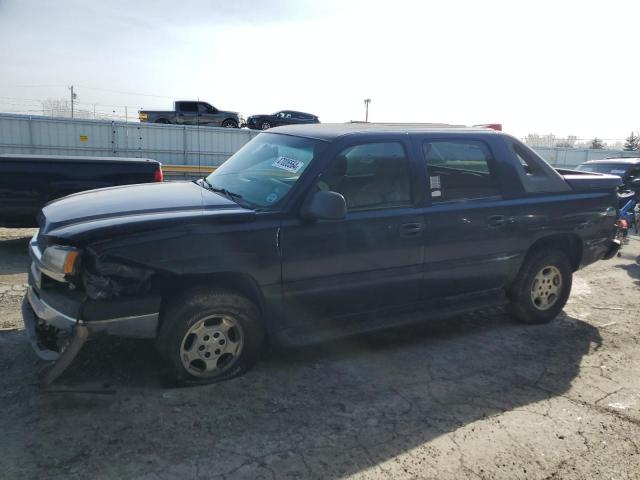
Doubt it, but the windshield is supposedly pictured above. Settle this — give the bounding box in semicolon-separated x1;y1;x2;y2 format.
576;163;629;177
205;133;326;208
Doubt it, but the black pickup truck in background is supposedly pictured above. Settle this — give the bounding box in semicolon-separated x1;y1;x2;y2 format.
0;154;163;227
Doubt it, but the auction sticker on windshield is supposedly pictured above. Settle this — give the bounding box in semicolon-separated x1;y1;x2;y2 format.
272;156;304;173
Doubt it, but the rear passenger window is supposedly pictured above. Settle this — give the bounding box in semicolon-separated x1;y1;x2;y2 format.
423;140;500;202
318;142;412;210
180;102;198;113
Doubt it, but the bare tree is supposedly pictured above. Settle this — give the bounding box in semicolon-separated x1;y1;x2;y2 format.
41;98;71;117
40;98;92;118
589;138;606;149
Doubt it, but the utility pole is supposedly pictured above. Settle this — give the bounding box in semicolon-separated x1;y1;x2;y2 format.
69;85;77;118
364;98;371;122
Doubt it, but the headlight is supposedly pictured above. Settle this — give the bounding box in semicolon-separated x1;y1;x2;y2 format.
42;246;81;275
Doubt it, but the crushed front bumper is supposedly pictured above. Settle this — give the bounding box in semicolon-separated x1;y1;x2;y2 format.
23;235;162;384
22;285;161;359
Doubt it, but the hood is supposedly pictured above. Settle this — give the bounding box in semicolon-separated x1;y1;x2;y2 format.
40;181;253;242
219;110;240;117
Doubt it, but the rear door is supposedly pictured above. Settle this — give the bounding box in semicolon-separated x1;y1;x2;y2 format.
280;138;425;324
417;137;519;298
176;102;199;125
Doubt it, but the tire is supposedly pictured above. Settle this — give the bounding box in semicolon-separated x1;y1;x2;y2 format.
156;287;265;384
261;121;272;130
507;249;572;324
155;119;170;124
222;119;238;128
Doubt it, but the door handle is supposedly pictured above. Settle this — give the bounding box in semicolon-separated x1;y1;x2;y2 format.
400;222;424;237
487;215;506;227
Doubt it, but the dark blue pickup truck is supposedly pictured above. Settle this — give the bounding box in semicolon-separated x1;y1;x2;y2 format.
21;124;621;385
0;154;163;227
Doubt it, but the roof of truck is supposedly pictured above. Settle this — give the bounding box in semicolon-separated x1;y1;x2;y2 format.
268;123;503;141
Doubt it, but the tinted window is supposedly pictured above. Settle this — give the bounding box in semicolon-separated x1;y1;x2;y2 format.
179;102;198;113
198;103;213;114
576;163;630;177
317;142;411;210
423;140;500;202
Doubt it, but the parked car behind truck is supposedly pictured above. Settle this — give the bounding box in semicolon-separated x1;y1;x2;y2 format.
0;154;163;227
22;124;621;385
246;110;319;130
138;101;243;128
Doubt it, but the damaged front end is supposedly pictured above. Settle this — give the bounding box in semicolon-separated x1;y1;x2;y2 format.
22;232;161;385
82;249;154;300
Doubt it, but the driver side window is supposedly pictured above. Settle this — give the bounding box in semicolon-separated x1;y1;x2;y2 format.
423;140;500;203
317;142;412;211
198;103;213;114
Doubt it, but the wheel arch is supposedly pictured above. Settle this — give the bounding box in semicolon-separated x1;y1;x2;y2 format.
156;271;267;319
221;118;238;127
525;233;583;272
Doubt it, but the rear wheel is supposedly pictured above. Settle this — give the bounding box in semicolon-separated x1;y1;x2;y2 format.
222;119;238;128
507;249;572;324
156;288;264;384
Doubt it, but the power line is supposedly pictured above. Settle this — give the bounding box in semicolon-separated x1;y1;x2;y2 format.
75;85;173;99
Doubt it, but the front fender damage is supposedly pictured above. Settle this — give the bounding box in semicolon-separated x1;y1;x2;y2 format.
82;252;155;300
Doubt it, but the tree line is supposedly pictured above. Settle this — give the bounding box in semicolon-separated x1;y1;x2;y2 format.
588;132;639;150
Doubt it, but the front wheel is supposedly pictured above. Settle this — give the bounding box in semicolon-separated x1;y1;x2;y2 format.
156;288;265;384
507;249;573;324
221;119;238;128
260;121;272;130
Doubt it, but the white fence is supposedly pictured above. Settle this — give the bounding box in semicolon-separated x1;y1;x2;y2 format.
0;113;259;166
1;113;637;168
532;146;638;168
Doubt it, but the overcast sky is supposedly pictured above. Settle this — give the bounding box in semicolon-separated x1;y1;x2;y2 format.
0;0;638;141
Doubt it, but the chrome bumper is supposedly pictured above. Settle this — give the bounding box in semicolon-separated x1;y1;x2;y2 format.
25;286;160;340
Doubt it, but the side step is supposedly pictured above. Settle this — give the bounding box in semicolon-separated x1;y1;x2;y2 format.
275;291;509;347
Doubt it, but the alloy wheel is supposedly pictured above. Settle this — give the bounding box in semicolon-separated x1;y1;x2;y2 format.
180;314;244;377
530;265;563;311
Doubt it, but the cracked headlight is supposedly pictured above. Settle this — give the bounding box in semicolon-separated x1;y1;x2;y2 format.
42;246;81;275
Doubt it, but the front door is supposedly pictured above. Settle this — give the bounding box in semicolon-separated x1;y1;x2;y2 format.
280;140;425;326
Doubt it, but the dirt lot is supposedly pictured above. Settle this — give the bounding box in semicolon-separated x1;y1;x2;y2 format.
1;227;639;480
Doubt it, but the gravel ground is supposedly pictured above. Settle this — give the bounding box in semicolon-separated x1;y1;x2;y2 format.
0;227;639;479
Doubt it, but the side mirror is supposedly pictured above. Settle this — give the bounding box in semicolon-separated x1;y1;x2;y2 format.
302;191;346;221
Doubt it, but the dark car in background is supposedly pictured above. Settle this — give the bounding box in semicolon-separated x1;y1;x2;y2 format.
0;154;163;227
575;158;640;189
139;101;243;128
246;110;319;130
